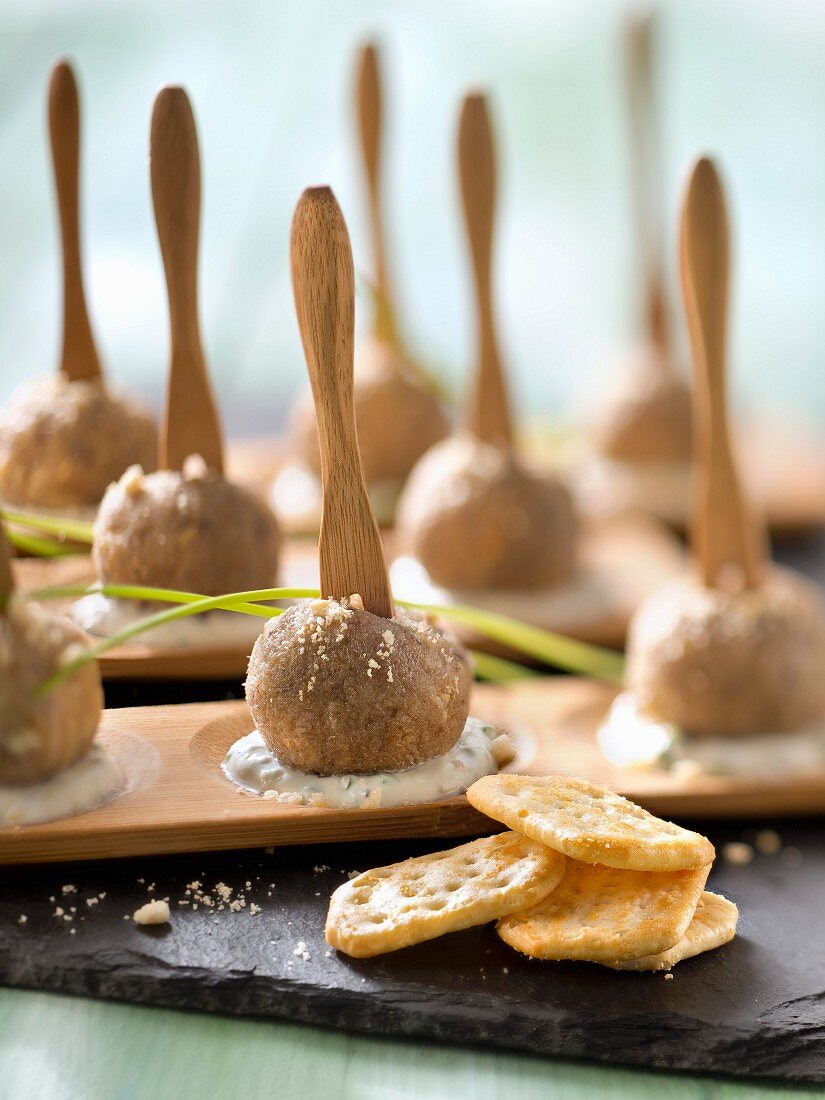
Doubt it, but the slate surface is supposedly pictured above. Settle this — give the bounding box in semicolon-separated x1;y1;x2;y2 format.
0;819;823;1083
2;539;825;1082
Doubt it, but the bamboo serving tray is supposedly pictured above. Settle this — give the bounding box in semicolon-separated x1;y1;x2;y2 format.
13;516;683;676
405;513;685;654
12;540;321;682
4;678;825;865
227;415;825;540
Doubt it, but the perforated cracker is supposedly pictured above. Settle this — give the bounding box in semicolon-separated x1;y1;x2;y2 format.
467;774;714;871
496;858;710;962
325;831;566;958
604;892;738;971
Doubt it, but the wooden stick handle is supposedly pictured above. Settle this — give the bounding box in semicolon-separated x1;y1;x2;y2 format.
625;10;669;358
356;42;397;347
48;59;102;382
290;186;393;618
679;156;764;590
150;86;223;474
458;92;512;450
0;522;13;611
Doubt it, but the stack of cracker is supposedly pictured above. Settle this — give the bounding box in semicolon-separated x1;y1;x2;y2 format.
326;775;738;971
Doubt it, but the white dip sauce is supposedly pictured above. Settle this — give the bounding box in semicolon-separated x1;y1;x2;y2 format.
72;594;266;649
390;555;606;632
598;692;825;779
223;716;508;809
0;745;123;827
574;454;692;525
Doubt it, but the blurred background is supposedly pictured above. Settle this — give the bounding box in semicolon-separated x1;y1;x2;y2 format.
1;0;824;435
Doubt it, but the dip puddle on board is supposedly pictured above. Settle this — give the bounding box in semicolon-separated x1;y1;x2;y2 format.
222;717;511;809
598;692;825;779
72;594;266;650
0;745;123;828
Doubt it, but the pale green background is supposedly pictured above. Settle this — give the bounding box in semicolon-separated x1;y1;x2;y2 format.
2;0;825;435
1;1;824;1096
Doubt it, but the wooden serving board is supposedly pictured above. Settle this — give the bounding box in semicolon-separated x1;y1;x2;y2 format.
395;513;685;654
13;515;682;677
228;418;825;539
4;678;825;865
12;540;321;682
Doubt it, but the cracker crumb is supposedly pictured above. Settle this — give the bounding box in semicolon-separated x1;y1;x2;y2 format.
292;940;311;961
670;758;704;782
490;733;516;768
61;885;77;895
755;829;782;856
781;846;802;868
722;842;754;865
348;593;364;611
133;900;171;926
17;915;27;925
664;973;674;981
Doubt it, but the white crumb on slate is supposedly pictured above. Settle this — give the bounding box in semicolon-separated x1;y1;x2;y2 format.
133;900;171;926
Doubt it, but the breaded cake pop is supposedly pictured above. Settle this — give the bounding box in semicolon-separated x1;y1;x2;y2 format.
248;596;471;774
396;92;578;591
92;87;280;596
94;456;280;595
0;60;156;510
286;43;448;504
624;157;825;738
627;570;825;737
247;187;471;776
290;337;448;487
0;526;102;786
583;13;692;509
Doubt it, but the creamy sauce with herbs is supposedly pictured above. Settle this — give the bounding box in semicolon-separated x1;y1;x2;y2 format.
72;594;266;649
598;692;825;778
575;455;692;523
390;555;604;631
223;716;505;808
0;745;123;827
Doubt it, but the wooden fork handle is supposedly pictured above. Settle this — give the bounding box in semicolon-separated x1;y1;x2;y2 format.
290;186;393;618
48;60;102;382
458;92;512;450
150;86;224;473
680;156;764;589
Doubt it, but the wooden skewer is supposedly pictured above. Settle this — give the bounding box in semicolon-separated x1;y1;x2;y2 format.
625;9;669;359
356;42;398;348
458;92;513;451
0;523;13;612
150;86;224;474
48;59;102;382
290;186;393;619
679;156;765;590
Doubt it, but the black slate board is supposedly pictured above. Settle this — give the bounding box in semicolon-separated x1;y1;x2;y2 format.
1;819;824;1084
3;532;825;1082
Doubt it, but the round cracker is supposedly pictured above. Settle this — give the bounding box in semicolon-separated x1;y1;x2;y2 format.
325;831;566;958
497;858;710;962
466;774;715;871
604;892;739;971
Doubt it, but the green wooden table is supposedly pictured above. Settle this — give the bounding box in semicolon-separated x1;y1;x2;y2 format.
3;1;825;1095
0;987;813;1099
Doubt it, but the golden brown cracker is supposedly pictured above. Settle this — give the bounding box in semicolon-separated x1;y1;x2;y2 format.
496;858;710;962
467;774;714;871
604;892;738;971
325;831;566;958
